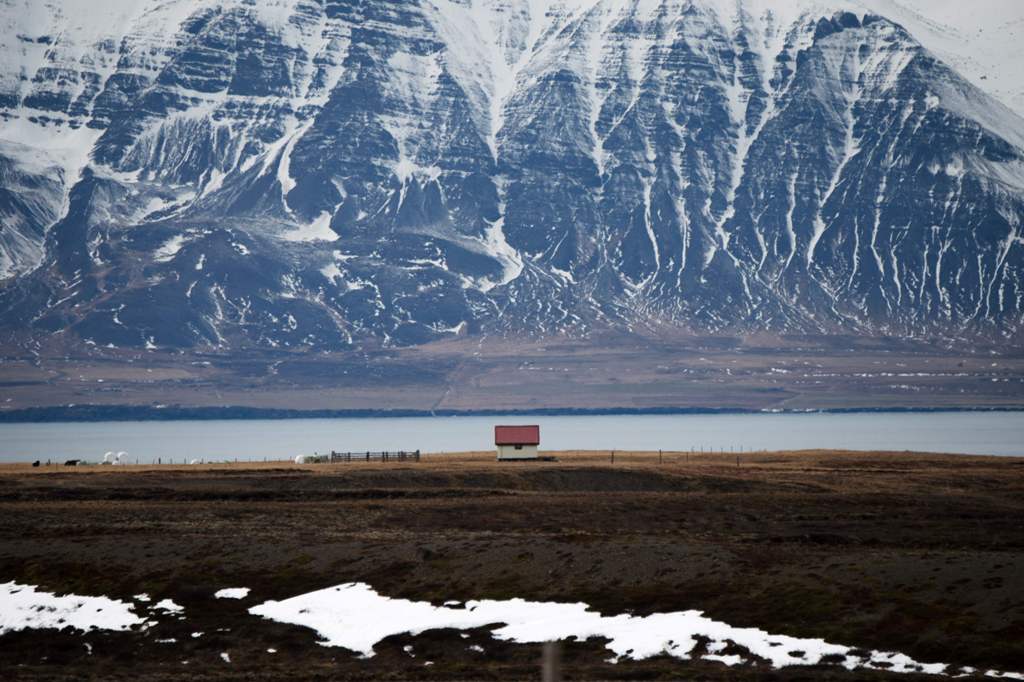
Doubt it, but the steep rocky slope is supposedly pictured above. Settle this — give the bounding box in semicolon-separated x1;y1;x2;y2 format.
0;0;1022;352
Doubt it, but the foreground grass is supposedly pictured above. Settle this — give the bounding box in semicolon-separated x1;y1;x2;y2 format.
0;450;1022;680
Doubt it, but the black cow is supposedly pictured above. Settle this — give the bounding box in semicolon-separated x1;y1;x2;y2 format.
64;459;80;466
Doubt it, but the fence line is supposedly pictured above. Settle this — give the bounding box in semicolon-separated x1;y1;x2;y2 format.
324;450;421;463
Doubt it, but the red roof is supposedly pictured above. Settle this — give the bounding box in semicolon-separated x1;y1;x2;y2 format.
495;425;540;445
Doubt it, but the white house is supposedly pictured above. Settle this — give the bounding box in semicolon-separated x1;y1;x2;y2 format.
495;425;540;461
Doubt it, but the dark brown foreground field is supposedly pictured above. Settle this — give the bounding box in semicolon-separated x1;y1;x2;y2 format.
1;451;1023;680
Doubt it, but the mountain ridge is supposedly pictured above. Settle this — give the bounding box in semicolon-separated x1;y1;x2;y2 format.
1;0;1023;354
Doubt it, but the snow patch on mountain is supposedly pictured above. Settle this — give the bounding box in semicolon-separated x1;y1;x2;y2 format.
0;0;1021;347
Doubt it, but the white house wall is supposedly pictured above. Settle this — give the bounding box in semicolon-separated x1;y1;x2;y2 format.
496;445;539;461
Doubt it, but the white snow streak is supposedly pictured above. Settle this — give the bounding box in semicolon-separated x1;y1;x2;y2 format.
248;582;1022;678
0;582;145;635
282;211;338;242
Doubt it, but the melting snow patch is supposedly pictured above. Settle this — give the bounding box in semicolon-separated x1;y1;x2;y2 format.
248;583;1022;678
705;653;745;666
152;599;184;615
134;594;151;602
321;263;343;284
153;235;187;263
220;652;231;664
214;588;251;600
282;212;338;242
0;582;145;635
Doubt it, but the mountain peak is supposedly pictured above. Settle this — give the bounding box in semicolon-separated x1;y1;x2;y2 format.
0;0;1022;351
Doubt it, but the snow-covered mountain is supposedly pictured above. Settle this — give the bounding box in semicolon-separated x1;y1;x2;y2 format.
1;0;1022;351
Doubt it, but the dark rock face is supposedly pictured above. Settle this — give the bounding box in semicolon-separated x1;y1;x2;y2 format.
0;0;1022;351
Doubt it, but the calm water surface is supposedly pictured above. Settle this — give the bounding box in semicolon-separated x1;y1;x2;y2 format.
0;412;1022;463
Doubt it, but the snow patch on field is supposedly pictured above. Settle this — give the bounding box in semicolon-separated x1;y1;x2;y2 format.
248;582;1022;678
152;598;184;615
0;582;145;635
215;588;251;600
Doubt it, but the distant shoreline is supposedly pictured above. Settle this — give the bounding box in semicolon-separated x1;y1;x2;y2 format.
0;404;1022;423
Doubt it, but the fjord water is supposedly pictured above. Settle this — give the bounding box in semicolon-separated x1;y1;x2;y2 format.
0;412;1022;463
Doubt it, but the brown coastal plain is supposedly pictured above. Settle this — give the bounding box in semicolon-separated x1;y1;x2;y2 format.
1;451;1023;680
3;333;1024;414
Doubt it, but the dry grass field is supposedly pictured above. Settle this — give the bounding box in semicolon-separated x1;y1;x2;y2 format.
1;450;1023;680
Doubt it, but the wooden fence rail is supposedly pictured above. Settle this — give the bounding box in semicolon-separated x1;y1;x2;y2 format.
325;450;421;463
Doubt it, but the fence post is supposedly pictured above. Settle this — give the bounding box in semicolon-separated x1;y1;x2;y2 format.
542;641;561;682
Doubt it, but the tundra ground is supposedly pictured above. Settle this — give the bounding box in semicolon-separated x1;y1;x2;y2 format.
0;450;1022;680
